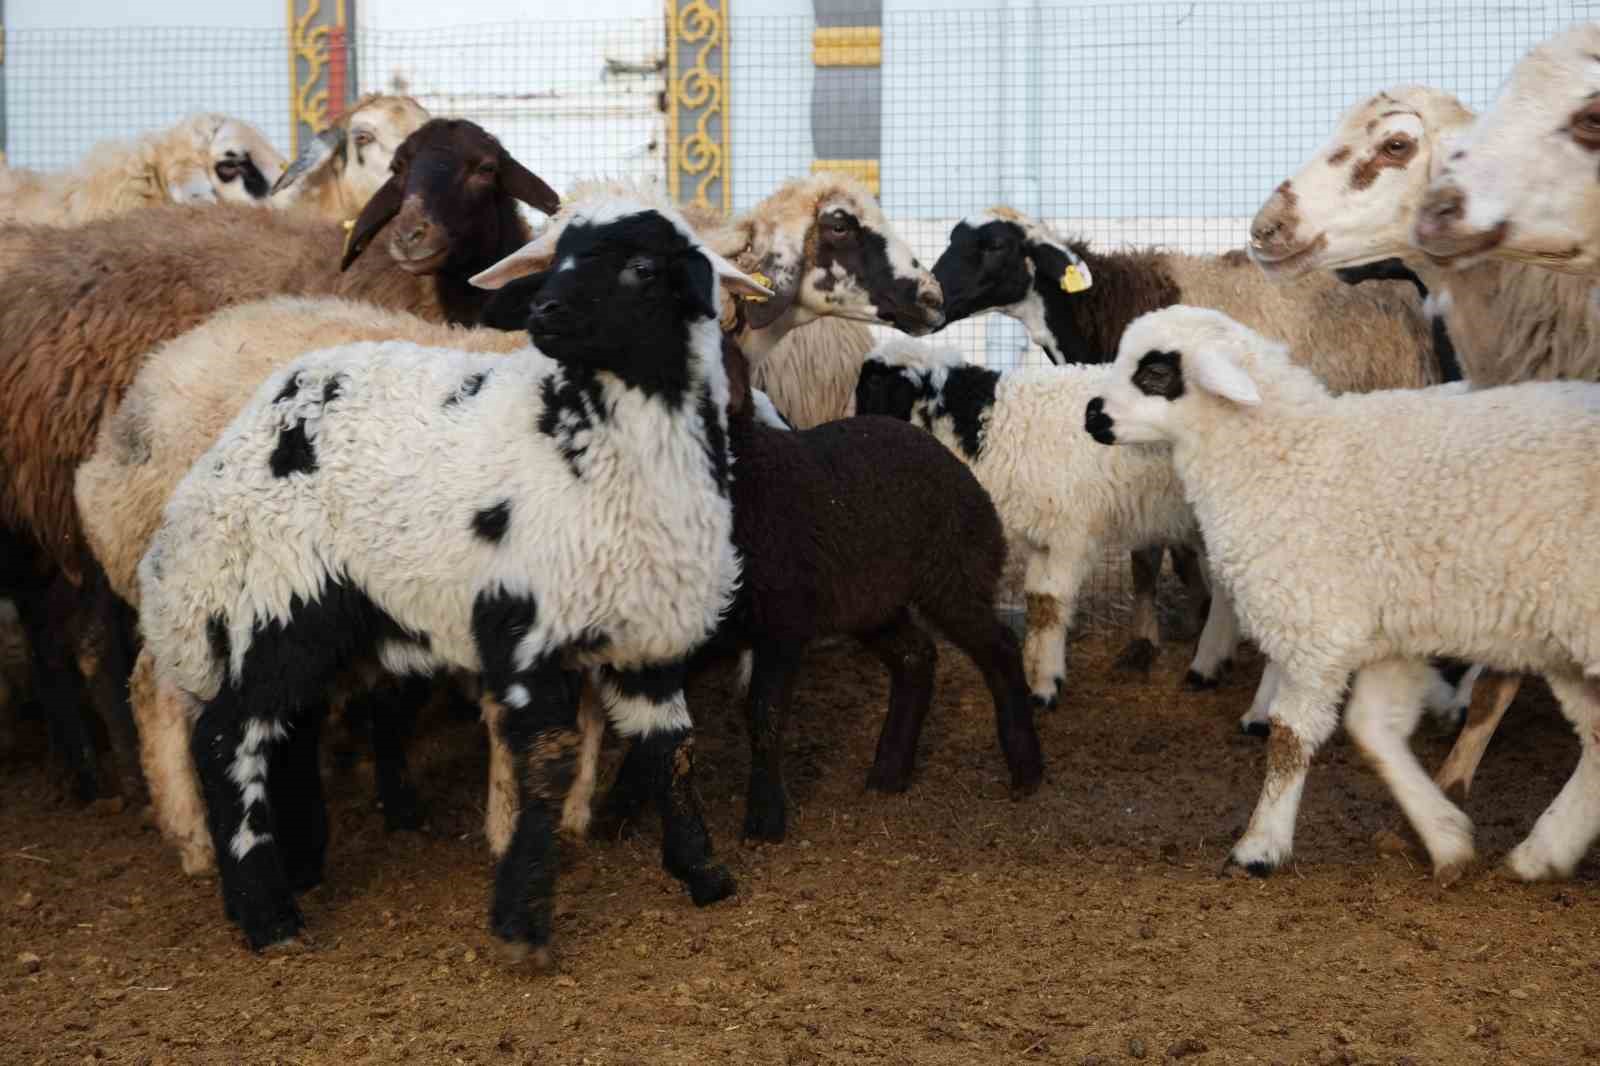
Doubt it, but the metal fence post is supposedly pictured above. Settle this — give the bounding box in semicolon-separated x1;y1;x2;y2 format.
288;0;352;157
666;0;731;216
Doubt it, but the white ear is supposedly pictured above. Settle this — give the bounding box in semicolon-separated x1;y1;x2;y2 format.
470;228;561;290
1189;347;1261;406
703;246;774;299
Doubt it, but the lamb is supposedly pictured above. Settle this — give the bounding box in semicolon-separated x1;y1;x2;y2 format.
136;198;765;958
1087;305;1600;883
1412;22;1600;276
1250;83;1600;810
0;114;286;225
269;94;431;221
854;336;1240;712
0;117;558;805
930;207;1438;680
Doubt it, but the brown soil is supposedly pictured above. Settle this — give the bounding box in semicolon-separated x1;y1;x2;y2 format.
3;628;1599;1065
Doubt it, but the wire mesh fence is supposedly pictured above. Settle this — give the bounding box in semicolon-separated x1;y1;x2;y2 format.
5;2;1598;624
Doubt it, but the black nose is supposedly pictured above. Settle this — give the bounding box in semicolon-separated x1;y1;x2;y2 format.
529;299;569;333
1084;396;1116;444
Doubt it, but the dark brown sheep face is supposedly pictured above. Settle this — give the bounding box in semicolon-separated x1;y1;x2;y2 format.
339;118;561;275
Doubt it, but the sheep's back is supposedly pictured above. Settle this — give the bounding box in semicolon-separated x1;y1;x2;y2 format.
730;414;1005;638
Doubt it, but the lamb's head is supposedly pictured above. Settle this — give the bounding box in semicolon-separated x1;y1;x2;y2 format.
931;208;1092;336
161;114;286;206
340;118;560;275
1250;87;1474;276
1088;306;1278;447
1414;23;1600;274
853;336;966;423
272;94;430;218
718;173;944;337
471;198;771;402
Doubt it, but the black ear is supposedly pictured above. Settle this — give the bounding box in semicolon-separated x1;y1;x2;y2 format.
478;271;549;331
501;156;561;215
1026;241;1076;293
853;362;917;422
675;252;722;322
340;175;405;271
1334;257;1428;300
742;249;801;329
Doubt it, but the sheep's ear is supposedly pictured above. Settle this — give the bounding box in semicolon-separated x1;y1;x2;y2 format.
272;126;345;199
675;253;723;321
340;175;405;271
501;157;561;216
742;248;800;329
469;227;561;289
703;247;774;301
1026;239;1092;295
1189;348;1261;406
477;271;549;330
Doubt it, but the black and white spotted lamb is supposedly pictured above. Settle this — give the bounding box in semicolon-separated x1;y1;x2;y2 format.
136;199;769;962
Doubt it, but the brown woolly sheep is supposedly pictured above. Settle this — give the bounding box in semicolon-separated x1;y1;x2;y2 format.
0;114;286;225
270;94;432;221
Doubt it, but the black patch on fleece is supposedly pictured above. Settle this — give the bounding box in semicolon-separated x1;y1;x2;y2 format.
471;587;539;695
853;360;922;423
472;500;512;544
604;659;688;705
445;370;490;408
572;628;611;653
322;375;345;404
938;364;999;460
1132;350;1185;400
269;420;317;478
207;613;231;675
273;374;302;404
696;388;731;496
536;366;608;479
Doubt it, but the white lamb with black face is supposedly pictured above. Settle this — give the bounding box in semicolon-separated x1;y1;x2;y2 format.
137;198;771;964
1089;304;1600;885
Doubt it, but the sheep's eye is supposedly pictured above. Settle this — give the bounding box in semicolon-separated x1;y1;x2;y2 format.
353;129;376;148
476;161;498;177
622;257;657;284
214;160;239;180
1570;103;1600;148
1381;136;1414;160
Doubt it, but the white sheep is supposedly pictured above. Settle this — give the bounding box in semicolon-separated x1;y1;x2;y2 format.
1413;22;1600;275
0;114;285;224
854;336;1241;710
136;199;769;959
1089;305;1600;884
269;94;431;221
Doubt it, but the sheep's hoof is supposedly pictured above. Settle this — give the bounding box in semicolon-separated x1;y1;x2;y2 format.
1028;688;1061;715
686;864;736;907
1113;638;1157;675
243;908;308;953
742;806;788;844
1433;858;1473;888
1218;855;1275;880
1183;669;1220;691
260;933;313;955
1009;770;1043;800
863;766;913;794
1239;719;1270;739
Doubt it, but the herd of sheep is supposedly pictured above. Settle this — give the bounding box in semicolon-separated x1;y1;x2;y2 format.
1;22;1599;968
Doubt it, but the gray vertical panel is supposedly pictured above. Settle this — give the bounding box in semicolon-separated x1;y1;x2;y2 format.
812;0;881;168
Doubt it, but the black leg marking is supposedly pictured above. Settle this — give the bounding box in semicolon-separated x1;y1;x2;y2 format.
636;725;735;906
269;702;330;895
742;640;803;842
366;675;428;831
861;612;938;794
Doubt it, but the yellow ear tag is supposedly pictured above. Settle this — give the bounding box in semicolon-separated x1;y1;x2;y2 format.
341;217;356;256
744;271;774;302
1060;263;1091;294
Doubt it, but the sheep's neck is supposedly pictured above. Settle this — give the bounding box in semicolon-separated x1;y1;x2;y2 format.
1011;245;1161;365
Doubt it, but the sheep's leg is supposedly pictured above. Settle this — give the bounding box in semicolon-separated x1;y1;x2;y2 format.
268;700;331;894
17;577;98;801
1344;658;1475;883
741;640;803;842
487;661;580;966
1435;670;1521;805
861;612;938;794
591;733;655;840
599;665;735;908
132;650;215;876
1239;661;1282;737
928;592;1045;799
1168;543;1212;641
559;680;606;840
1021;548;1087;711
1184;575;1239;690
80;564;144;802
1224;667;1343;876
191;697;303;950
363;674;428;832
480;693;518;857
1113;546;1163;675
1505;674;1600;882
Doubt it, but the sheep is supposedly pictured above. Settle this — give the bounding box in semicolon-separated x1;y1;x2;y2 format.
136;198;765;958
1087;305;1600;883
0;117;559;808
747;317;876;428
1250;83;1600;811
269;94;432;221
1413;22;1600;276
73;298;529;874
854;336;1241;713
931;207;1438;680
0;114;286;225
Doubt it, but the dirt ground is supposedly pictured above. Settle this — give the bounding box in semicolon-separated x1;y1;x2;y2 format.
3;612;1599;1065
